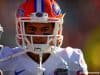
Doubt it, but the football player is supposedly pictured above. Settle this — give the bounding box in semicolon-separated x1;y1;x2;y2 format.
0;0;88;75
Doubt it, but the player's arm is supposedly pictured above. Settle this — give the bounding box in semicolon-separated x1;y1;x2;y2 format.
66;47;88;75
77;49;88;75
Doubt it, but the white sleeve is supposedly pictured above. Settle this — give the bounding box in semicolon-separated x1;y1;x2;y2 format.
65;47;88;75
78;49;88;75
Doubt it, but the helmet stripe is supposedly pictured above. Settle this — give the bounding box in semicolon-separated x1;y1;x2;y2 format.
35;0;44;12
34;0;37;12
41;0;44;12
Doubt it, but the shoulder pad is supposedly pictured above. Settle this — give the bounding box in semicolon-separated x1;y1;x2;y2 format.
12;47;24;54
65;47;83;63
0;47;13;59
0;47;23;61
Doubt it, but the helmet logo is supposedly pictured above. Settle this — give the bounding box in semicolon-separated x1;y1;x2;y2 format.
52;3;62;15
36;12;43;17
17;8;24;17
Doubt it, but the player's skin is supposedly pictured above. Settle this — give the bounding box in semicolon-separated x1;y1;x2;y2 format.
25;22;54;64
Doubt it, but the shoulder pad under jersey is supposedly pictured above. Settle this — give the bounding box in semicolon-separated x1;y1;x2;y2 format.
65;46;82;59
0;47;23;62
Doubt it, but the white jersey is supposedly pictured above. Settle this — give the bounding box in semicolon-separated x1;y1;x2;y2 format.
0;46;87;75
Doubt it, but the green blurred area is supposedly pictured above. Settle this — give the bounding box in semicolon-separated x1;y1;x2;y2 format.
84;26;100;71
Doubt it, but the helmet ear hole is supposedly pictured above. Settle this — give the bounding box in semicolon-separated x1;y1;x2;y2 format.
36;13;43;17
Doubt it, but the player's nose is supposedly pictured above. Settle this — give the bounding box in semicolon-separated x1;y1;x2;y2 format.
33;37;45;44
34;29;42;35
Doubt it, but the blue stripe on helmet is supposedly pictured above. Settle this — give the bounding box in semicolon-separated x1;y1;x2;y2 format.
34;0;37;12
41;0;44;12
34;0;44;12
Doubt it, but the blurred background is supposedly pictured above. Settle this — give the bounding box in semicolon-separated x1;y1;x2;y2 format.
0;0;100;72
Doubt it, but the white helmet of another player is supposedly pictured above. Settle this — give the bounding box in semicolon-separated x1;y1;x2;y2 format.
0;24;3;39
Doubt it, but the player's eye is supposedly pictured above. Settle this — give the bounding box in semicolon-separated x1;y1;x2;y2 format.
27;26;36;34
41;27;49;32
30;26;36;31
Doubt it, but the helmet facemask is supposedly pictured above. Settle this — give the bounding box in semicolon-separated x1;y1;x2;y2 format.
16;12;63;54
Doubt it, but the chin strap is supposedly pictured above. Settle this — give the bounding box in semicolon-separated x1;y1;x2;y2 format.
37;53;45;75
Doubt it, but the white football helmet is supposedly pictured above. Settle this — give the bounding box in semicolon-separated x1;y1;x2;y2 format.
0;24;3;39
16;0;65;54
0;24;3;50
